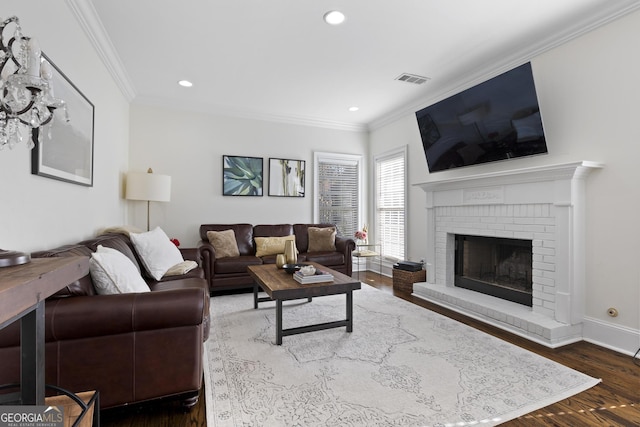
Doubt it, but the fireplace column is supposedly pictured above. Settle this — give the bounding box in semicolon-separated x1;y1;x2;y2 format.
553;164;594;325
425;190;436;284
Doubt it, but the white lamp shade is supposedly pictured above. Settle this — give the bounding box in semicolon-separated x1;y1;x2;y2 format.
125;172;171;202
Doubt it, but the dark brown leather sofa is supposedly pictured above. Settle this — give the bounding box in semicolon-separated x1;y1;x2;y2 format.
199;223;355;293
0;232;210;410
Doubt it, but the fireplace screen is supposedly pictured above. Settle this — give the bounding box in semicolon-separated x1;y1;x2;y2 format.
455;235;533;306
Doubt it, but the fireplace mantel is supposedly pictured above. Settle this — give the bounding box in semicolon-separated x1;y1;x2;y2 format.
412;160;603;347
415;160;604;192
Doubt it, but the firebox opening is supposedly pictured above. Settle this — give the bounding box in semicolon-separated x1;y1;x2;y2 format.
454;234;533;306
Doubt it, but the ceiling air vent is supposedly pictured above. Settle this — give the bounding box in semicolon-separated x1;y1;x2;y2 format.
395;73;430;85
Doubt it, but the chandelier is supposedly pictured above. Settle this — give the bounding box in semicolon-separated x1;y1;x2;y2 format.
0;16;67;150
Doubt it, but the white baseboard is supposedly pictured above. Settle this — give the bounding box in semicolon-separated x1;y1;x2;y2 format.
582;316;640;356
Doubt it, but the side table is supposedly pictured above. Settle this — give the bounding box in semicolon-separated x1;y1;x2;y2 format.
392;268;426;293
353;243;381;280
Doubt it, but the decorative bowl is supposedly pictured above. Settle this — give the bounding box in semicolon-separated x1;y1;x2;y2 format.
282;263;307;274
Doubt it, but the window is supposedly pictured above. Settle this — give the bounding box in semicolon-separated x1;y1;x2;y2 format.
375;147;406;260
314;152;362;238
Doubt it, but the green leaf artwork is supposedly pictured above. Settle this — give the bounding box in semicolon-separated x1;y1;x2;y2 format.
223;156;263;196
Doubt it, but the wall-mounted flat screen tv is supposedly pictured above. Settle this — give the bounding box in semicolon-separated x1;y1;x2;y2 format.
415;62;548;173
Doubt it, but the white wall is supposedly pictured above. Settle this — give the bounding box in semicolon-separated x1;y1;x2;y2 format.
0;2;129;252
536;10;640;352
370;10;640;352
368;115;429;266
128;104;368;247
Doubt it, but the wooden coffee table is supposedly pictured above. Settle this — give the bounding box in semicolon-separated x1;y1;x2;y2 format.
248;262;361;345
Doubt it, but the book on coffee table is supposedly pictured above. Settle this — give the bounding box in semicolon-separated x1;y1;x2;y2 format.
293;270;334;284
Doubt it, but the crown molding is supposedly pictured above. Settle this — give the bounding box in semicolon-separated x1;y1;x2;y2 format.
133;95;369;133
64;0;365;132
368;0;640;132
66;0;640;133
65;0;136;101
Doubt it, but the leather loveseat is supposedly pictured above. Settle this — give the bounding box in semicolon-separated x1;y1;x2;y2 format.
199;223;355;293
0;231;210;410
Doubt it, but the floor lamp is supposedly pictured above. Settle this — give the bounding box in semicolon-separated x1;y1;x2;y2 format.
125;168;172;231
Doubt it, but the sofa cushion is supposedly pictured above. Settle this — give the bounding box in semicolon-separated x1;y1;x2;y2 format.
90;245;150;294
55;276;96;297
260;254;280;264
307;226;337;252
31;244;97;297
164;260;199;277
206;229;240;258
156;266;204;283
130;227;184;280
215;256;262;274
97;225;144;237
304;251;345;267
253;224;294;238
254;235;295;257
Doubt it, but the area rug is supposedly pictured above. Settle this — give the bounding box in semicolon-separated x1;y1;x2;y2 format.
203;285;599;426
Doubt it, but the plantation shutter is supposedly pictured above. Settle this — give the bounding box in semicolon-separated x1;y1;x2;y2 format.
316;158;359;238
375;150;406;260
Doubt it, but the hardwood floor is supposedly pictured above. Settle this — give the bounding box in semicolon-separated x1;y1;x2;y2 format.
101;272;640;426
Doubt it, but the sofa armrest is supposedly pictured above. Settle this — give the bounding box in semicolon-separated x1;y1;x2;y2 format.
45;288;206;341
335;236;355;254
335;236;356;276
198;242;216;285
179;247;202;266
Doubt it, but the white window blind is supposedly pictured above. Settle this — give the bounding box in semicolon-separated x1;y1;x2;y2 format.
375;149;406;260
315;154;361;238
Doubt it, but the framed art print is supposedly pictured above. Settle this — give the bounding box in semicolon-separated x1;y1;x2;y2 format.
268;157;305;197
31;54;95;186
223;155;263;196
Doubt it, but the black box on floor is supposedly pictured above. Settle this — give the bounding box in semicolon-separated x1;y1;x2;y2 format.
393;261;423;272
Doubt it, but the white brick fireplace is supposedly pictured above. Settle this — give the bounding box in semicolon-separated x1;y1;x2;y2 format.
414;161;602;347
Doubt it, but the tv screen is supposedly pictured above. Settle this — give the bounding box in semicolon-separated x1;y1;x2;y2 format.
415;62;548;173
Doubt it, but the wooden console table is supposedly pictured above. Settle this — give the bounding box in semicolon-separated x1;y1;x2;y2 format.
0;257;89;405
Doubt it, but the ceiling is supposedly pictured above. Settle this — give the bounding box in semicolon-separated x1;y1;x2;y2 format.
74;0;640;131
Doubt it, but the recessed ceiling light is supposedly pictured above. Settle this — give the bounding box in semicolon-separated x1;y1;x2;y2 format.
349;106;359;112
323;10;345;25
178;80;193;88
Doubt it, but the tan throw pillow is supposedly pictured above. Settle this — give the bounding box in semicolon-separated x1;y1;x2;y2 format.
164;260;198;277
254;235;296;257
308;227;336;252
207;230;240;258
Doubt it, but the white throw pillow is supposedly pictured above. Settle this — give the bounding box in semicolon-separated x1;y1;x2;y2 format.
130;227;184;280
89;245;150;294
